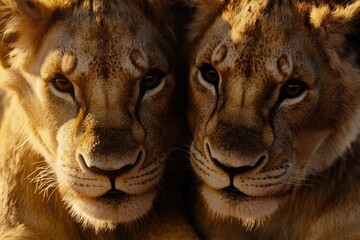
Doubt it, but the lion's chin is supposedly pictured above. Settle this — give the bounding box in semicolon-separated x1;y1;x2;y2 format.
62;190;157;232
200;184;289;230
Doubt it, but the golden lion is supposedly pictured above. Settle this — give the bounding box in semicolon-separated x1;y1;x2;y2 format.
0;0;198;239
187;0;360;239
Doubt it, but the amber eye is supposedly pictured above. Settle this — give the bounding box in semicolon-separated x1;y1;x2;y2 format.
199;64;219;86
141;69;164;91
281;79;307;99
51;75;74;95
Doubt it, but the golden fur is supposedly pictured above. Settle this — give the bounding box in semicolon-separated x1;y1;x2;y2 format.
187;0;360;239
0;0;198;239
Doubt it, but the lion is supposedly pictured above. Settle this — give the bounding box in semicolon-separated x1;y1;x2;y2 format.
186;0;360;239
0;0;199;239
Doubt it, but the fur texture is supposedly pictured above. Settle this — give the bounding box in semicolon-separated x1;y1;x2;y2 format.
0;0;198;239
187;0;360;239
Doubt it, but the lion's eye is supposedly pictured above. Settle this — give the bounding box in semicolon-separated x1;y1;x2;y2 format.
199;64;219;86
51;75;74;94
281;79;307;99
141;69;164;91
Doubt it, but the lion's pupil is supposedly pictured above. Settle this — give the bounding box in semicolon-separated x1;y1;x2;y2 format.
281;79;307;99
205;70;219;83
141;69;164;91
57;80;70;89
144;75;160;88
285;84;301;97
200;64;219;85
53;78;73;93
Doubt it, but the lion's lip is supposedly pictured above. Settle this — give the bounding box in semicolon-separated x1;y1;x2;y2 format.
97;189;128;202
219;185;293;201
221;186;249;200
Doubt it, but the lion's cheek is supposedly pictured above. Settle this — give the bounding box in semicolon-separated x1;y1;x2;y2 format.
291;130;332;174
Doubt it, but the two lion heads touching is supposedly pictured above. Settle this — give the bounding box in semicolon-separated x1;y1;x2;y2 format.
1;0;360;239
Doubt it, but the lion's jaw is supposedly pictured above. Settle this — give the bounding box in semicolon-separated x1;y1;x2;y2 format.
187;0;360;228
1;1;178;232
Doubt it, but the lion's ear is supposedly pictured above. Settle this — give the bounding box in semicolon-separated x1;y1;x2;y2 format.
308;1;360;75
0;0;54;68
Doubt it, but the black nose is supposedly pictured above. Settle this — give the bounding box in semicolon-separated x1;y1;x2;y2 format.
88;164;135;181
78;151;142;181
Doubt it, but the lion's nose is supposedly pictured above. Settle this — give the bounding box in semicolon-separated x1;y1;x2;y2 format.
76;150;143;181
206;143;267;178
88;163;135;181
211;155;266;177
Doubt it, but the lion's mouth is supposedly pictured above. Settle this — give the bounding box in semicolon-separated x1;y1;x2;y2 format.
221;185;249;200
98;189;128;203
218;185;293;201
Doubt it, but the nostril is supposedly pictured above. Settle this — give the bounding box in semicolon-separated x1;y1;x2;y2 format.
77;153;93;174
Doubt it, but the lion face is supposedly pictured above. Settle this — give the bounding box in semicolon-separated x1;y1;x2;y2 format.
0;0;182;230
188;0;360;227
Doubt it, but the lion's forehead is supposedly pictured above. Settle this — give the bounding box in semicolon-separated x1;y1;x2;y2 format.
199;29;290;76
40;46;152;85
39;34;167;89
61;30;166;78
198;18;317;91
39;3;169;82
197;0;307;77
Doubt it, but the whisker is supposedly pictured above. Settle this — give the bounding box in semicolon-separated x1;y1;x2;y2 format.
27;164;58;199
14;136;31;151
47;185;61;202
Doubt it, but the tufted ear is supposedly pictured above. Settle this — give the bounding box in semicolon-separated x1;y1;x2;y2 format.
308;1;360;76
0;0;55;69
187;0;226;43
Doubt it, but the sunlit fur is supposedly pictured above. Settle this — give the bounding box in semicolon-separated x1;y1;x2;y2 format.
0;0;198;239
187;0;360;239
